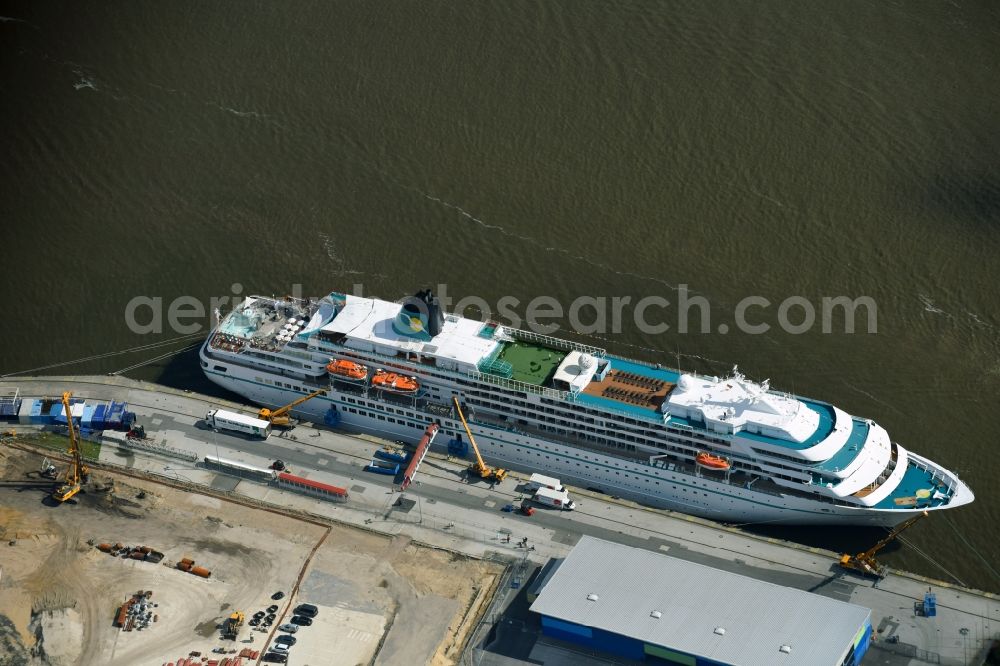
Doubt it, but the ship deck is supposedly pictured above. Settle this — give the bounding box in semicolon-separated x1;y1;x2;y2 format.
581;369;674;412
874;462;953;509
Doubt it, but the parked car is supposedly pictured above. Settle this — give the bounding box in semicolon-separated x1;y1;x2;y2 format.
277;623;298;634
290;615;312;626
293;603;318;617
276;634;297;646
271;591;285;600
262;653;287;663
267;605;279;613
272;643;290;653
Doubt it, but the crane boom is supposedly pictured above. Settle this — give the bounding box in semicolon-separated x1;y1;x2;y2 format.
258;389;328;426
839;510;928;578
452;397;506;482
52;391;88;502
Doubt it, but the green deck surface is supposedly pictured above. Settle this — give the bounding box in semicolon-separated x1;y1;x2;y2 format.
495;341;567;385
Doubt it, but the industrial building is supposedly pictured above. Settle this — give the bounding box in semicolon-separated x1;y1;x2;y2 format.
529;536;872;666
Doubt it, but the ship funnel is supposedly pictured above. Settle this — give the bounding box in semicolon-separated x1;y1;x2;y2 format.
394;289;445;339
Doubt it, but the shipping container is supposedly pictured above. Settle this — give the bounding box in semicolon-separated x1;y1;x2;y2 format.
205;409;271;439
18;399;34;425
91;403;106;428
525;473;564;493
0;389;21;417
190;566;211;578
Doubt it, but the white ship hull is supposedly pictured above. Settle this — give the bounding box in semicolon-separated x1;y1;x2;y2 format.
203;358;925;528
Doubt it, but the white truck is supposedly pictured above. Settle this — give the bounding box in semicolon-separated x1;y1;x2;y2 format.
205;409;271;439
533;486;576;510
524;473;564;493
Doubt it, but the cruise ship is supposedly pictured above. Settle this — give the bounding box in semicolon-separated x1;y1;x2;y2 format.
200;289;974;526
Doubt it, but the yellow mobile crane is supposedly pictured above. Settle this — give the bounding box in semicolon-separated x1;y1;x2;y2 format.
452;396;507;483
52;391;90;503
257;388;328;427
839;510;928;578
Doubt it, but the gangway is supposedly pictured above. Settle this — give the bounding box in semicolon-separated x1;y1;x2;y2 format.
257;388;327;427
399;424;439;491
452;397;507;483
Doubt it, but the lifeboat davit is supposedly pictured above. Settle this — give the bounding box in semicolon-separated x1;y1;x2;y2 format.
372;370;419;394
696;452;730;470
327;359;368;381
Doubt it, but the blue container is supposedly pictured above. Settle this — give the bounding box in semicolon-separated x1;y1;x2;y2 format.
81;404;97;428
0;397;20;416
91;403;107;429
106;401;126;425
28;400;48;425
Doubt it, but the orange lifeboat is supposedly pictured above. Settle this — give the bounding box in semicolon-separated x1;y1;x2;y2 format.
372;370;419;394
696;452;730;470
327;359;368;381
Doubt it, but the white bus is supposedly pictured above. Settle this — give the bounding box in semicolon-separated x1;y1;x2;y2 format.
524;473;563;493
205;409;271;439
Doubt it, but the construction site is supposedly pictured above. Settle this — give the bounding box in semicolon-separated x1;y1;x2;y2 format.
0;442;503;666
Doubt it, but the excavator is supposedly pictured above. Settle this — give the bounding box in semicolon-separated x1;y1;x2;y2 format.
257;388;327;427
452;396;507;483
839;510;928;578
51;391;89;503
222;610;245;639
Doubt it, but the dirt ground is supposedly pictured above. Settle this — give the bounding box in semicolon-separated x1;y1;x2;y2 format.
0;445;504;666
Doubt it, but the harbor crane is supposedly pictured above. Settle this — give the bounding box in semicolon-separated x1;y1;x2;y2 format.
257;388;328;427
839;510;928;578
452;396;507;483
51;391;89;503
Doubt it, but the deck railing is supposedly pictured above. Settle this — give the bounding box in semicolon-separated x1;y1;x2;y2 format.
505;327;606;357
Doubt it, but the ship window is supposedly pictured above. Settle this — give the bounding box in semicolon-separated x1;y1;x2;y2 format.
214;365;227;372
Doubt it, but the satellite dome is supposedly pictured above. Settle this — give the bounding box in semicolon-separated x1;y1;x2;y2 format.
579;353;594;369
677;374;695;392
